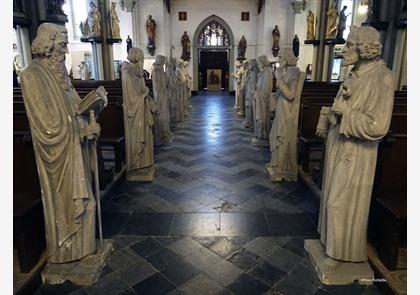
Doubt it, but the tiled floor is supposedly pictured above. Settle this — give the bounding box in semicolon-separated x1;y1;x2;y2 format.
35;92;382;295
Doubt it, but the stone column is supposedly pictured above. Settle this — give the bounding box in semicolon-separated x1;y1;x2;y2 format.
98;0;115;80
312;0;328;81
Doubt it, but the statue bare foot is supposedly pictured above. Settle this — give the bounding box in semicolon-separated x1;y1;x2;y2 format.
320;257;340;272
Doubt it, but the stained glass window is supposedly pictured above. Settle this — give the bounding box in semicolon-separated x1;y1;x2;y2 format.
198;21;230;46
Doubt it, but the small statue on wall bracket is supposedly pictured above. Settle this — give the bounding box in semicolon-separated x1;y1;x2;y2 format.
293;34;300;58
126;35;133;54
145;15;156;55
238;35;247;60
272;25;280;57
181;31;191;61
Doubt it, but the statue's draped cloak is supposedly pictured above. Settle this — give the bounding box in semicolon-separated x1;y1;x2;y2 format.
254;67;273;139
122;61;155;173
20;59;96;263
319;60;395;262
152;65;172;143
244;66;258;125
269;67;305;180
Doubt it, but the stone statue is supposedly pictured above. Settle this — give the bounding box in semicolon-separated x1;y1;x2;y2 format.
152;55;173;145
252;55;273;146
172;60;186;126
183;61;193;110
231;61;244;111
79;19;90;37
293;35;300;58
243;59;259;128
78;61;90;80
266;48;305;181
305;26;395;284
87;0;101;38
307;10;315;40
126;35;132;54
167;57;179;128
110;2;121;39
337;6;348;40
181;31;191;61
122;48;159;181
145;15;156;55
326;2;338;39
20;23;112;285
272;25;280;57
238;35;247;59
237;60;249;117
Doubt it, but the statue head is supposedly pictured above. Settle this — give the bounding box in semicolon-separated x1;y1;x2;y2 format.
31;23;69;61
128;47;144;68
278;48;297;67
242;60;250;70
176;60;184;68
111;2;116;9
184;31;188;36
183;60;189;68
154;55;166;66
249;59;258;69
342;26;382;66
235;61;242;68
148;14;152;20
89;0;97;9
257;55;269;70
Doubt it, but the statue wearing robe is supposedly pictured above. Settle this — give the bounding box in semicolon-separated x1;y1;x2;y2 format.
326;3;338;39
267;49;305;181
253;55;273;142
20;24;101;264
337;6;348;40
152;55;173;145
244;59;259;128
172;61;186;126
110;2;121;39
272;25;280;57
183;61;193;110
87;1;101;38
231;62;244;111
122;48;158;181
238;36;247;59
313;26;395;269
307;10;315;40
237;61;249;117
181;31;191;61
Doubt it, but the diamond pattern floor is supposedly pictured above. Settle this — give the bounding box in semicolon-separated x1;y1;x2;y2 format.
35;92;382;295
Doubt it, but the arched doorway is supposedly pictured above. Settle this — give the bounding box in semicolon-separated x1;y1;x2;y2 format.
192;15;235;92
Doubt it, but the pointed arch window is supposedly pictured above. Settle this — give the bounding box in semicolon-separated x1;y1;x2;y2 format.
198;21;230;46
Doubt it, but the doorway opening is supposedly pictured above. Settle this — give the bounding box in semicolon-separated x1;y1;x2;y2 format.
198;49;229;91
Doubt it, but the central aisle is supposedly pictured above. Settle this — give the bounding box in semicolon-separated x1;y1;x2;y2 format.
36;92;382;295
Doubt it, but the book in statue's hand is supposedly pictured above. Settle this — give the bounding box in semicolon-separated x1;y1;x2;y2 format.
77;86;108;116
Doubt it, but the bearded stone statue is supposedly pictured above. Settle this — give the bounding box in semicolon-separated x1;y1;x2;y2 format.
305;26;396;285
20;23;112;285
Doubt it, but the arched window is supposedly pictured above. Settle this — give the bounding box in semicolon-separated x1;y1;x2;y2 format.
198;21;230;46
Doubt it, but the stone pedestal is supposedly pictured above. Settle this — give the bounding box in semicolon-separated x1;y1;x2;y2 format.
251;136;269;147
41;239;114;286
304;239;374;285
127;165;157;182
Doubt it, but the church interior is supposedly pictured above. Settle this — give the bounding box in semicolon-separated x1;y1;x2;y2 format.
11;0;409;294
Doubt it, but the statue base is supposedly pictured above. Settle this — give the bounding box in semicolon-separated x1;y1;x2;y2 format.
251;136;269;147
304;239;374;285
127;165;157;182
266;165;297;182
41;239;114;286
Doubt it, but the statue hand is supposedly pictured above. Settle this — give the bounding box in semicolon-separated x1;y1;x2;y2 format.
83;121;101;140
316;128;327;138
331;99;347;115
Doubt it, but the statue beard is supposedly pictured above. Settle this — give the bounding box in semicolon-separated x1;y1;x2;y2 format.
342;50;359;66
48;50;72;91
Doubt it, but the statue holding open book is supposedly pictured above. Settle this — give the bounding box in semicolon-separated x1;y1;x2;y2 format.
19;23;113;285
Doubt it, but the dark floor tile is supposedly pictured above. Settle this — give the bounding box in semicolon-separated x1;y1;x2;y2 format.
220;213;270;236
133;273;176;295
85;272;131;295
120;213;174;236
145;247;184;271
282;237;308;257
266;213;318;236
158;167;182;179
102;212;130;238
207;236;248;258
227;274;269;295
170;213;220;236
248;260;287;287
161;259;200;286
281;189;308;205
227;249;262;271
130;237;163;257
154;236;183;246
